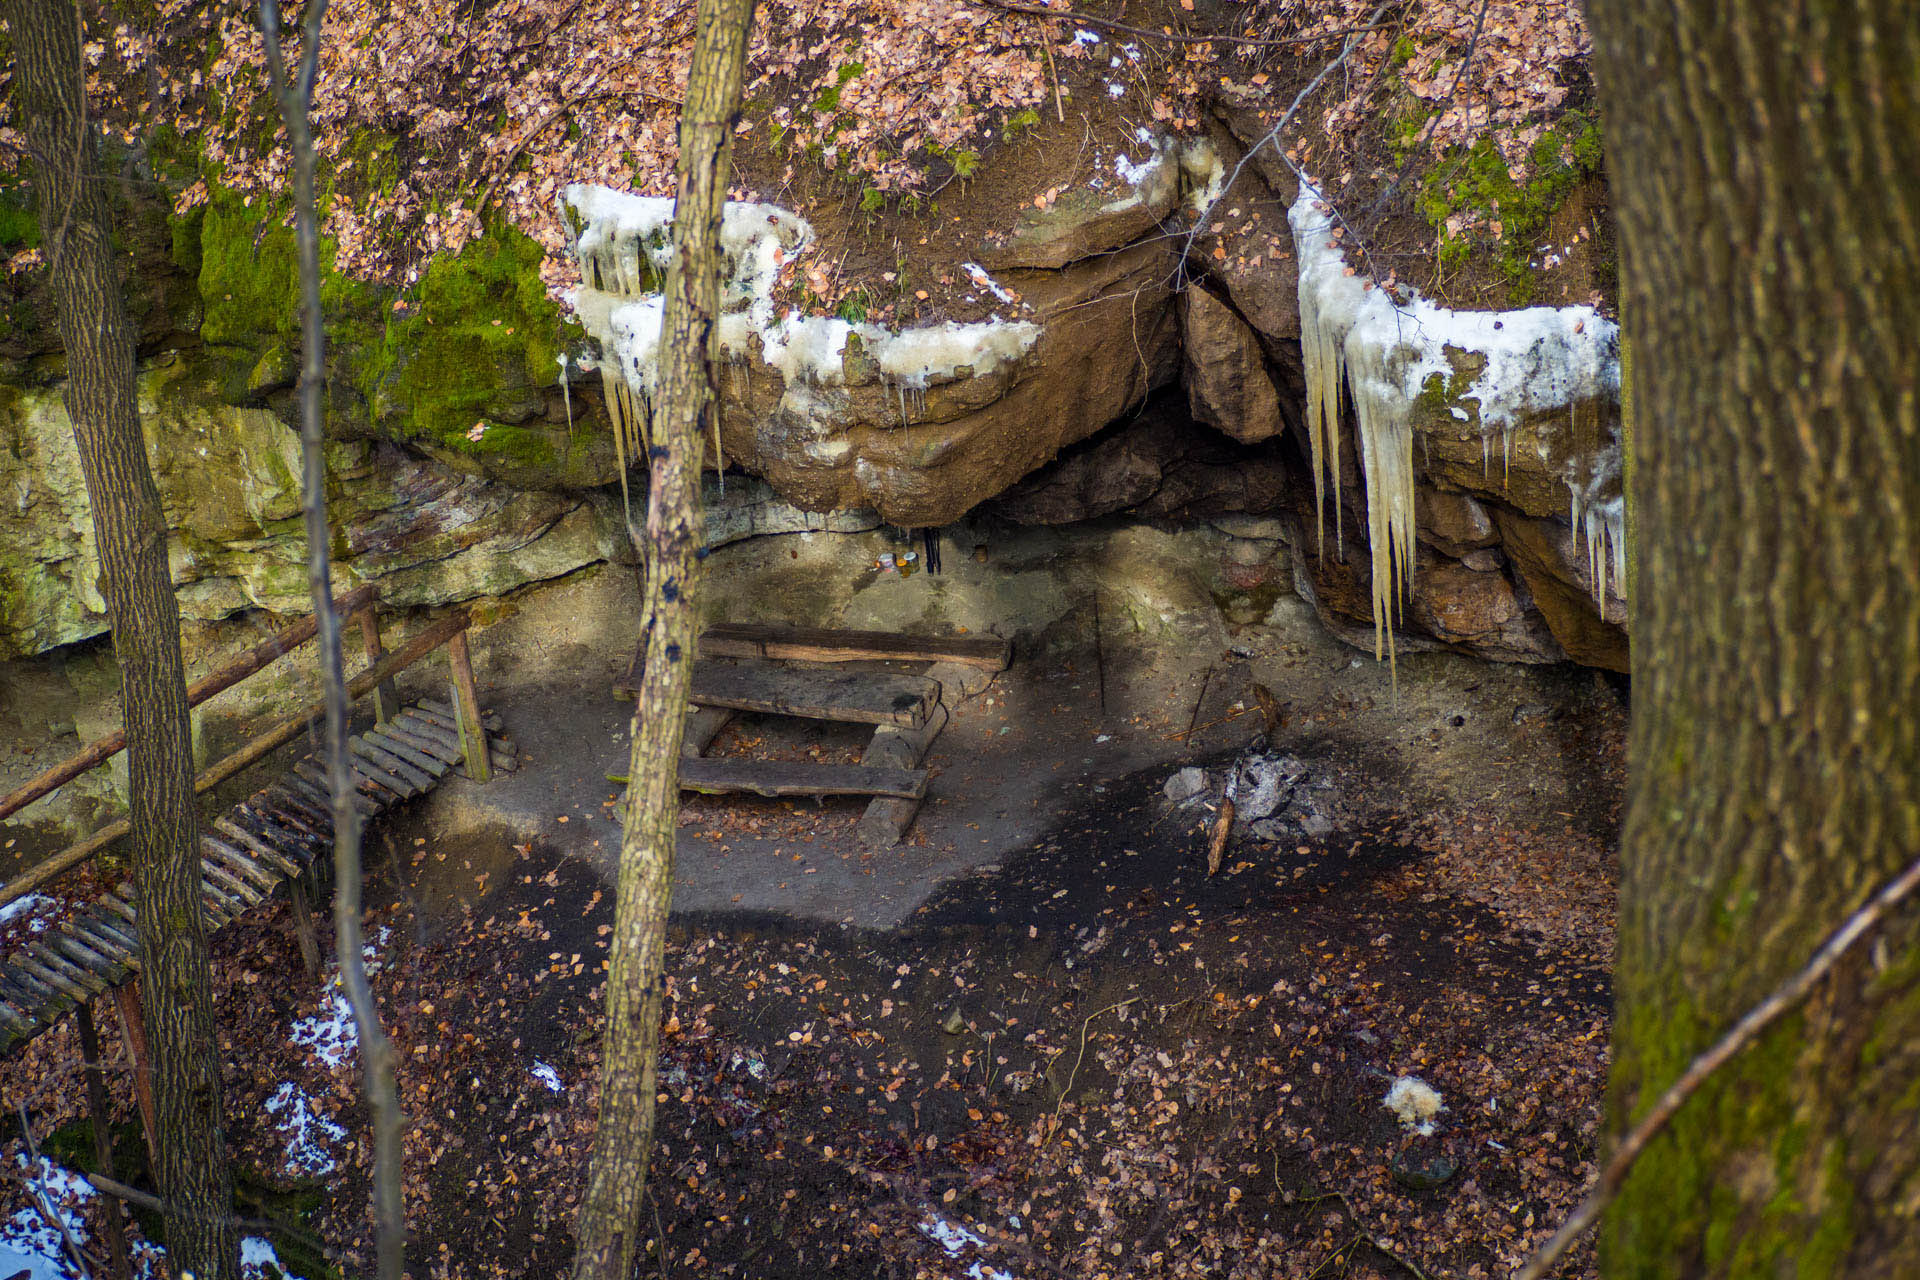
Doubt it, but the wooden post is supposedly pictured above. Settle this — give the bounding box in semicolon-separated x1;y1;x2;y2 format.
288;877;322;976
76;1002;132;1280
447;632;491;783
356;603;399;726
109;982;158;1160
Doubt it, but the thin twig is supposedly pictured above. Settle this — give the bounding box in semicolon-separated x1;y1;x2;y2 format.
1513;847;1920;1280
1178;0;1396;275
965;0;1393;49
1048;995;1140;1125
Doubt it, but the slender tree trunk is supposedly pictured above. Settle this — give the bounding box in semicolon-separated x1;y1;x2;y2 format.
570;0;755;1275
257;2;407;1276
1587;3;1920;1274
1;0;236;1273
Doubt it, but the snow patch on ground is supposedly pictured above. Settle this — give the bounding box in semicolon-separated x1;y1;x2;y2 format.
289;987;357;1068
920;1213;1016;1280
242;1233;307;1279
530;1061;564;1094
265;1082;346;1176
0;892;54;929
0;1156;94;1280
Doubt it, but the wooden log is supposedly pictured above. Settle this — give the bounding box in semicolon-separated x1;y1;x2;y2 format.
699;622;1011;671
676;757;928;799
0;994;33;1033
263;783;332;830
3;961;60;1007
682;706;735;759
354;735;433;793
358;606;400;725
201;835;279;896
288;877;322;975
68;915;138;968
447;633;492;783
414;699;505;734
76;1003;133;1280
0;609;468;906
857;700;950;850
0;584;379;825
112;982;159;1159
689;660;938;729
19;946;99;1000
213;818;305;880
359;729;446;779
50;930;127;978
346;740;424;797
388;715;463;762
293;763;382;815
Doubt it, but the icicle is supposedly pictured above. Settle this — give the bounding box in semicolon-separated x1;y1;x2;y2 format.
557;353;574;439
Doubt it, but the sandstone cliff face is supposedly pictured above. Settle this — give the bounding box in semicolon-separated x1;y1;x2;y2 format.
0;109;1626;673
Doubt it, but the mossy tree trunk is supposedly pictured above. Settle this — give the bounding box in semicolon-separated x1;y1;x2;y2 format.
2;0;236;1274
1587;3;1919;1275
569;0;756;1277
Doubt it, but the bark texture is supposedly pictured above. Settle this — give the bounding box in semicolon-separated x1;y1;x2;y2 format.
1;0;236;1272
570;0;756;1275
1588;2;1920;1275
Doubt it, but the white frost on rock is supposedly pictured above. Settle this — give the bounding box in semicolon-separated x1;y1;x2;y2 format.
265;1082;346;1176
1383;1075;1446;1136
1288;179;1624;655
559;185;1040;457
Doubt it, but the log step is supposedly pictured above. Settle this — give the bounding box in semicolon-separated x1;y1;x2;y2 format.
700;623;1011;671
689;660;938;729
677;757;928;800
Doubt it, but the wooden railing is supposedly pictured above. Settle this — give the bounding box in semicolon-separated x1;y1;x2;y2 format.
0;587;485;907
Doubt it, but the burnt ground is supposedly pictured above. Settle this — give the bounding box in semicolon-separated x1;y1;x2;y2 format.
0;530;1623;1279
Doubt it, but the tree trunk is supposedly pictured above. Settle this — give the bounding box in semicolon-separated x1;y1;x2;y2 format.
1587;3;1920;1275
256;1;408;1275
1;0;236;1273
569;0;756;1276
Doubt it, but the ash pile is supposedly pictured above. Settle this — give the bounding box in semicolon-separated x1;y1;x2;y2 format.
1163;739;1338;849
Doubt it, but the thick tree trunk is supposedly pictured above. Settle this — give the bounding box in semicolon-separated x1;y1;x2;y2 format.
569;0;756;1276
1;0;236;1273
1587;3;1919;1275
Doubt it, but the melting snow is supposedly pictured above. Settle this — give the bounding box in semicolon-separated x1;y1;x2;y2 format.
1383;1075;1447;1136
242;1234;306;1279
265;1082;346;1176
920;1214;1016;1280
0;1156;94;1280
531;1061;564;1094
0;892;53;929
561;184;1040;451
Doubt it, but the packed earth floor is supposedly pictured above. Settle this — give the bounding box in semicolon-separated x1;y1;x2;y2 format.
0;551;1625;1280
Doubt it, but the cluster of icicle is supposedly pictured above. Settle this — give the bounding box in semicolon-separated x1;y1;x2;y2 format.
558;184;1041;512
1288;182;1624;665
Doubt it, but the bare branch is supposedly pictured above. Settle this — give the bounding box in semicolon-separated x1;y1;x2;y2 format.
1514;847;1920;1280
962;0;1397;50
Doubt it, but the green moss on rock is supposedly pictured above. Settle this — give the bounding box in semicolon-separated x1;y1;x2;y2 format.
1415;112;1604;304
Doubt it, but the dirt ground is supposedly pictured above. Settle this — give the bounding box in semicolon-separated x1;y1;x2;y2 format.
0;517;1624;1279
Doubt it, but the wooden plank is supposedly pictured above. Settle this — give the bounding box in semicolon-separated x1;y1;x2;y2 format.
447;633;491;783
689;660;937;729
857;700;950;850
700;623;1011;671
677;757;928;800
682;706;735;759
